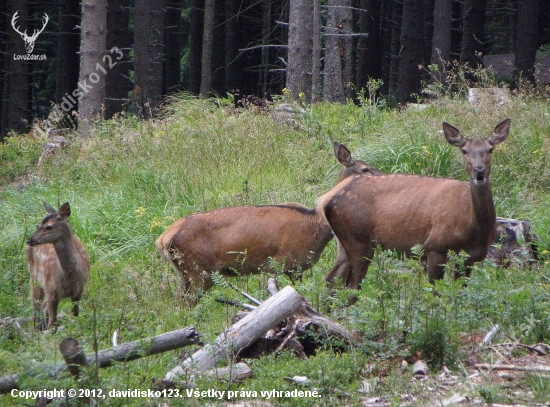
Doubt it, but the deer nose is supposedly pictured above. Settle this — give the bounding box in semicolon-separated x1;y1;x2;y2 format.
474;166;486;182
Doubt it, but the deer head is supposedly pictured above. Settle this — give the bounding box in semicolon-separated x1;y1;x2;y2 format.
11;11;49;54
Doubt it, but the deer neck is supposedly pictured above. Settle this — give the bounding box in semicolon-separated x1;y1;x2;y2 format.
52;236;80;275
470;179;497;236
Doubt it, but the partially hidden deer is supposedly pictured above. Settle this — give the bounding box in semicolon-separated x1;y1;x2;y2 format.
27;202;90;330
318;119;510;289
156;142;384;304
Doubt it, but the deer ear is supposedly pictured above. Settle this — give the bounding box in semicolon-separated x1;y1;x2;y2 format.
335;143;354;167
489;118;511;146
443;122;466;147
43;202;57;214
58;202;71;220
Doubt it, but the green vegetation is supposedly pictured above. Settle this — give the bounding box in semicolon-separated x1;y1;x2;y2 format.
1;92;550;406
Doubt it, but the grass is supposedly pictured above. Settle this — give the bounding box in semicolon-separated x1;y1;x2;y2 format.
1;92;550;406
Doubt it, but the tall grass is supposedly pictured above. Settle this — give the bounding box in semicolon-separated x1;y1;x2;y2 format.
1;93;549;405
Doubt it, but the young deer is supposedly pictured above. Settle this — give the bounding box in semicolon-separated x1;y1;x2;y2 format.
27;202;90;330
318;119;510;289
156;143;384;304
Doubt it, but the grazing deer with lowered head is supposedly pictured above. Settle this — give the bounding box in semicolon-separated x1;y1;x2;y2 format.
156;143;384;304
27;202;90;330
318;119;510;289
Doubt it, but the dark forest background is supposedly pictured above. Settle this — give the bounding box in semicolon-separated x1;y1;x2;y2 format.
1;0;549;139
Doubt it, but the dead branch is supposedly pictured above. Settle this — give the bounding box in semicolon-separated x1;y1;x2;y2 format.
475;364;550;373
0;326;200;394
165;286;302;380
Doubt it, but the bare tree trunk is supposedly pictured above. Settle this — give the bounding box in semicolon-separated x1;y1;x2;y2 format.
323;0;353;103
134;0;165;117
165;0;184;94
287;0;313;102
459;0;486;66
396;0;423;104
3;0;30;136
105;0;131;119
259;0;273;97
356;0;382;92
55;0;80;117
188;0;203;94
78;0;107;137
430;0;452;83
199;0;214;97
311;0;321;103
225;0;239;92
514;0;539;85
387;0;402;95
0;1;7;140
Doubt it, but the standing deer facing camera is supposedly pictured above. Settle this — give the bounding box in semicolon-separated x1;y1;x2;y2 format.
27;202;90;330
318;119;510;289
156;142;384;304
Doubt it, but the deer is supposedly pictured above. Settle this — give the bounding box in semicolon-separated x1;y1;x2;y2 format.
27;202;90;330
156;142;384;304
318;119;510;290
11;11;49;54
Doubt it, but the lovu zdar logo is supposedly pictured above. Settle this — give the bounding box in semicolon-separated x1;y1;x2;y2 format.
11;11;49;54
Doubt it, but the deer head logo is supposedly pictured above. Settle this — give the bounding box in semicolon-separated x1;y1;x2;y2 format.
11;11;49;54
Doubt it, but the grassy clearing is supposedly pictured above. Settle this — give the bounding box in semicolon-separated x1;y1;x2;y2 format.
1;94;549;406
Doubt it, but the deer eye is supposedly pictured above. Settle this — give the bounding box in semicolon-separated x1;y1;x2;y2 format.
362;167;370;173
488;147;494;154
46;225;53;230
461;148;467;155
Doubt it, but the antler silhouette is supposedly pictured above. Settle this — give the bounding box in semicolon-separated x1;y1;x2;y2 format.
11;11;49;53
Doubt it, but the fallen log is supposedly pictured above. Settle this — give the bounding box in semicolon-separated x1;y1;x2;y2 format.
267;278;359;346
0;326;200;394
165;285;303;380
475;363;550;373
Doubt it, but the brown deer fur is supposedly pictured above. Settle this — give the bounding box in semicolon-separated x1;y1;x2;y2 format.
27;202;90;330
318;119;510;288
156;143;384;303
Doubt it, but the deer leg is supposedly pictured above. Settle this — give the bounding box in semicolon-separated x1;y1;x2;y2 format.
71;295;81;317
345;242;374;289
427;251;448;284
182;269;213;307
31;285;45;328
454;259;474;285
45;296;59;330
324;239;350;288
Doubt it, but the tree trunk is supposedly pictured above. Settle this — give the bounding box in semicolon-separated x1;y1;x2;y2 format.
386;0;402;95
78;0;107;137
3;0;30;136
55;0;80;118
356;0;382;92
199;0;214;97
224;0;239;93
187;0;203;94
165;0;184;94
396;0;423;104
105;0;132;118
0;1;6;140
134;0;165;117
286;0;313;102
259;0;273;97
459;0;486;66
430;0;452;83
311;0;321;103
323;0;353;103
514;0;539;85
